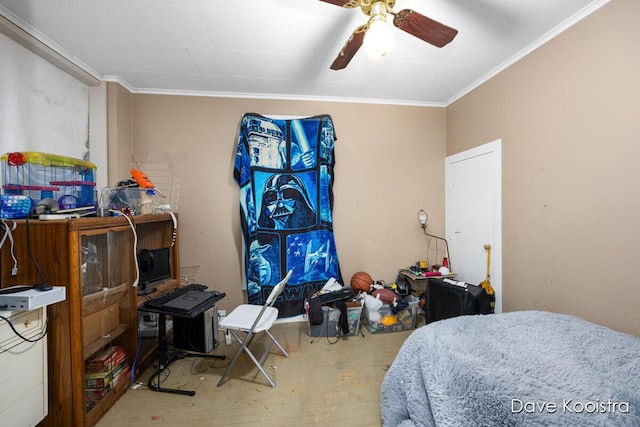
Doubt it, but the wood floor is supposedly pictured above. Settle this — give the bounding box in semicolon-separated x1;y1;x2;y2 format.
95;320;414;427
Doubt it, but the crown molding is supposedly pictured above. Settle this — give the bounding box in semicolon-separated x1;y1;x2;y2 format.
0;7;101;86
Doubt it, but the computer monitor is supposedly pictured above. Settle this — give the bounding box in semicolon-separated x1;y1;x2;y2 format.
136;248;170;296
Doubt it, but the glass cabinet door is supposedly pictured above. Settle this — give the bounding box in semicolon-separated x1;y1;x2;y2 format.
81;229;133;295
80;227;134;419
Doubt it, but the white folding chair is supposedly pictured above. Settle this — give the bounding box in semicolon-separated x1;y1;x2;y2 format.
217;269;293;388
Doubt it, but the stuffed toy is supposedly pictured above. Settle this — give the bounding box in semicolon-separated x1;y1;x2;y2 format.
363;293;383;322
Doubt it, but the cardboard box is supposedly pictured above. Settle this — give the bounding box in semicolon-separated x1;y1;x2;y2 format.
362;296;419;333
84;359;129;390
308;304;362;337
84;369;113;390
83;303;120;345
85;345;127;373
85;388;109;411
110;362;131;389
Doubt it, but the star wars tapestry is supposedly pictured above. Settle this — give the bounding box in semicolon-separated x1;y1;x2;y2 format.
234;113;342;317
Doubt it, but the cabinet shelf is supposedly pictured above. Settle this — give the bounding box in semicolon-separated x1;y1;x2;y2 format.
83;324;129;360
83;285;129;316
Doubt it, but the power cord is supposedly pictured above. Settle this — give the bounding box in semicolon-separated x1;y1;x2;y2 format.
109;210;140;287
24;209;52;290
0;219;18;275
168;211;177;247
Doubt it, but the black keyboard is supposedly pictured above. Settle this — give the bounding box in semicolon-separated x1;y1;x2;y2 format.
143;283;208;311
317;287;355;305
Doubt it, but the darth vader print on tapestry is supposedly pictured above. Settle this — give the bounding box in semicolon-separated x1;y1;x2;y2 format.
234;113;342;317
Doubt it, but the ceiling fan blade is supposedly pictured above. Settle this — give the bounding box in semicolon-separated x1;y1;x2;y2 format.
393;9;458;48
330;25;366;70
318;0;359;8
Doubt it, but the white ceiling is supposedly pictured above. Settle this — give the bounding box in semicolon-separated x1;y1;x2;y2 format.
0;0;609;106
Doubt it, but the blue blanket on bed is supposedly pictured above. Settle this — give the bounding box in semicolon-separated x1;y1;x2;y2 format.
381;311;640;426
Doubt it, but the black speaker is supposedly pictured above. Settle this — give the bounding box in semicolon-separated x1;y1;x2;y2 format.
425;278;492;324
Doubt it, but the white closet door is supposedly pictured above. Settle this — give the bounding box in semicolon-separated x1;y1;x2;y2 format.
445;139;502;313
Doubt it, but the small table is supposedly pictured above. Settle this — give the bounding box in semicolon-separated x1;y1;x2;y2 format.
397;268;456;293
138;292;226;396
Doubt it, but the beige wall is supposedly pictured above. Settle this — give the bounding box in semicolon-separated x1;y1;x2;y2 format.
106;82;133;186
129;97;446;314
447;0;640;336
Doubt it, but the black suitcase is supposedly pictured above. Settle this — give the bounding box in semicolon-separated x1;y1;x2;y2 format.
424;278;493;324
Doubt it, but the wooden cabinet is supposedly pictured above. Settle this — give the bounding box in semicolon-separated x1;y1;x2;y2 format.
0;214;179;427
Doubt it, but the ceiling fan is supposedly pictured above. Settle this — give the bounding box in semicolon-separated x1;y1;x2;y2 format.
320;0;458;70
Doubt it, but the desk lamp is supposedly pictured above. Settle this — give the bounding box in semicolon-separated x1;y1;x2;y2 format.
417;210;452;274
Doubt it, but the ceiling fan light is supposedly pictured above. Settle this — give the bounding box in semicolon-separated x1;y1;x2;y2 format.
363;18;393;58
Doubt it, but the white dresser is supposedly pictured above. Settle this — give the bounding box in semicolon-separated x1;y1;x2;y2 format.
0;307;49;427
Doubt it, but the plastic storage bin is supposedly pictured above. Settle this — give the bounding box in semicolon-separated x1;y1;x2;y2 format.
362;296;419;333
308;304;362;337
1;151;96;217
99;187;158;216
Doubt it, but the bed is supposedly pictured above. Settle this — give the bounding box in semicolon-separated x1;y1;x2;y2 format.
381;310;640;426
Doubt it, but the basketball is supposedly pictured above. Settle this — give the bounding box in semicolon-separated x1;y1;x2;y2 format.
350;271;373;293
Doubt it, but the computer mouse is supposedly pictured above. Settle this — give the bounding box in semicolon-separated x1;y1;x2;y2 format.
33;283;53;291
